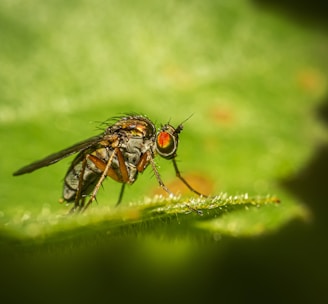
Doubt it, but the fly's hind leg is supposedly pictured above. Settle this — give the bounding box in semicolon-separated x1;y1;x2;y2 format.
86;147;129;209
81;147;130;213
80;151;116;213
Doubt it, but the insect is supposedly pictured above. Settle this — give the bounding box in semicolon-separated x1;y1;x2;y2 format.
13;114;206;213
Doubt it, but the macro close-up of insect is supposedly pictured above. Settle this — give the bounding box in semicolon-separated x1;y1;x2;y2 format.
13;114;207;213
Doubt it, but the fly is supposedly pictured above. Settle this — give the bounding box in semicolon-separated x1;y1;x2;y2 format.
13;115;207;213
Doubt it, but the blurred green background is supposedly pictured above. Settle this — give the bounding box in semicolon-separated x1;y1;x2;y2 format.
1;0;327;302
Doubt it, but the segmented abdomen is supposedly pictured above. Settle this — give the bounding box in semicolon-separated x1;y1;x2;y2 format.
63;155;99;202
63;146;118;202
62;145;141;203
62;131;153;203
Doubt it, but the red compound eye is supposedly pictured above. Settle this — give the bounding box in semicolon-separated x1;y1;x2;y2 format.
156;130;177;159
157;132;171;148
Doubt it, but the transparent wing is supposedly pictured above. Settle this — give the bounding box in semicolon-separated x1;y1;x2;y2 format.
13;134;104;176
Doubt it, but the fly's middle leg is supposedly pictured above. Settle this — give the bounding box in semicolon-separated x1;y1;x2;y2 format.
172;158;207;197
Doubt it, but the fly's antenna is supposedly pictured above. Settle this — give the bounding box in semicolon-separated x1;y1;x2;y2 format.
174;113;194;135
181;113;194;125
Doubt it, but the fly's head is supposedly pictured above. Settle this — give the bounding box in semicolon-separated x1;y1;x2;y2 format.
155;123;183;159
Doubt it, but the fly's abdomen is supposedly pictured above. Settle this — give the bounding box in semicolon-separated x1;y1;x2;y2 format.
63;152;104;202
62;142;146;203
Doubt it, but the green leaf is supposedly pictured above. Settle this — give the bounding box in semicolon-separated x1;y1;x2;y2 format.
0;193;307;246
0;3;327;299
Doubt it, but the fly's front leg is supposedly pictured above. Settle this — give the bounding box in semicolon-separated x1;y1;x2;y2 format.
172;158;207;197
150;156;203;215
150;157;174;196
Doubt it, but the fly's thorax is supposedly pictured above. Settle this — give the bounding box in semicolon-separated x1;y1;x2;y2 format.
100;134;119;148
105;115;156;139
125;136;154;154
121;136;155;183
